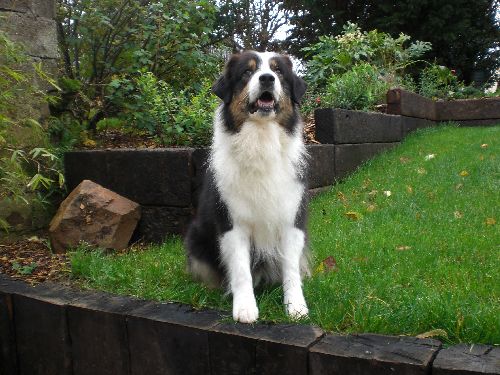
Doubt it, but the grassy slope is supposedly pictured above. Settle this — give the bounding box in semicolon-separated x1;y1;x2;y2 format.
71;125;499;344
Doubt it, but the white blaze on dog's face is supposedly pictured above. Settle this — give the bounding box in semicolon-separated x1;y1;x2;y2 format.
212;51;307;132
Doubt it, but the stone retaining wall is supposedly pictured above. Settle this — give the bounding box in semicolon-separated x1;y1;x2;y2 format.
2;274;499;375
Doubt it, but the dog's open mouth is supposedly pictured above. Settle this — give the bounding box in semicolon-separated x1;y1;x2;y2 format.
250;91;276;114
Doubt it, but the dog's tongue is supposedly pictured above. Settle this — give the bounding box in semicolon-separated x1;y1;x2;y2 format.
257;98;275;109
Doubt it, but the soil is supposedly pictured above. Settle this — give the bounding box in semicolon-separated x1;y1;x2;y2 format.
79;117;318;150
0;237;71;284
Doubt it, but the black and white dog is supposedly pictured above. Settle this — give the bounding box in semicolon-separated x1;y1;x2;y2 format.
185;51;309;323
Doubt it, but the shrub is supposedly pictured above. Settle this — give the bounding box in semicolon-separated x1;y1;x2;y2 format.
322;63;390;111
302;22;431;89
108;72;218;146
418;63;486;100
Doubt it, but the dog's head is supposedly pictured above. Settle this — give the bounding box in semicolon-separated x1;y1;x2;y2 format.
213;51;307;132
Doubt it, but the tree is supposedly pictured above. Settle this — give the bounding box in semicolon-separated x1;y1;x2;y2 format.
55;0;220;126
283;0;500;83
214;0;290;52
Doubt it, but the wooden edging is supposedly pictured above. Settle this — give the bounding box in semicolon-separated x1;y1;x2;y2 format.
2;274;499;375
386;88;500;123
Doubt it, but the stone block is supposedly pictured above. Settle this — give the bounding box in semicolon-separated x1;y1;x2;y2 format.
64;149;194;207
133;205;192;242
433;344;500;375
127;302;221;375
309;333;441;375
387;89;437;120
210;322;323;375
436;97;500;121
307;144;336;188
3;12;59;59
402;117;435;137
315;108;402;144
0;0;56;18
67;292;148;375
49;179;141;253
335;143;399;179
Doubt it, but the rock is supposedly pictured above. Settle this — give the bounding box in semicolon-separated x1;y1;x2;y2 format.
49;180;141;253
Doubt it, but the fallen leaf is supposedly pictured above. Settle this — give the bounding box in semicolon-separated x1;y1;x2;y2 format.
480;143;488;148
396;245;412;251
424;154;436;161
417;167;426;174
28;236;42;243
383;190;392;197
345;211;362;220
485;218;496;225
315;256;339;275
455;183;463;190
454;211;463;219
366;204;377;212
83;139;96;147
416;329;448;339
406;185;413;194
399;156;410;164
459;170;469;177
337;191;347;202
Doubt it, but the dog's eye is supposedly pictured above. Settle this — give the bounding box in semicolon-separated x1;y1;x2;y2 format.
274;68;282;74
243;69;253;77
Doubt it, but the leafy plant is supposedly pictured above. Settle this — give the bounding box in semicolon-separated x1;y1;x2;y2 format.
322;63;390;110
55;0;222;129
12;261;38;275
418;63;486;100
302;22;432;88
108;72;218;146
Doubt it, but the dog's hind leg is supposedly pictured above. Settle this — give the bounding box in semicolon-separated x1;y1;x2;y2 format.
220;227;259;323
281;227;309;318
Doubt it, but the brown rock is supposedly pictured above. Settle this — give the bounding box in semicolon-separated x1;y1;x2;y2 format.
49;180;141;253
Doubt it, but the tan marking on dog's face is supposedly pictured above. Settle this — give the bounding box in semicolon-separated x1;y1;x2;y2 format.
276;95;295;128
247;58;257;72
229;86;250;129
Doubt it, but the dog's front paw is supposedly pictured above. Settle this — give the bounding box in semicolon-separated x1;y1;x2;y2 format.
233;295;259;323
285;292;309;319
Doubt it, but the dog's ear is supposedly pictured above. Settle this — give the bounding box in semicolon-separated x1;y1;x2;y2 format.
281;55;307;104
212;75;232;104
212;54;241;104
292;74;307;104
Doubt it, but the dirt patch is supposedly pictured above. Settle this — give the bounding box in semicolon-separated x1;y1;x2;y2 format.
0;238;70;284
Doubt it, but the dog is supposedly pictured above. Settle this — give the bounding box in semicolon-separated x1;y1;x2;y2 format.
185;51;309;323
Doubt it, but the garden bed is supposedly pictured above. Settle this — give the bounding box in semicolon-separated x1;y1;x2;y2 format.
2;125;499;374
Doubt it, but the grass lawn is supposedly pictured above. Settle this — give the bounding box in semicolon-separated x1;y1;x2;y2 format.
71;124;499;345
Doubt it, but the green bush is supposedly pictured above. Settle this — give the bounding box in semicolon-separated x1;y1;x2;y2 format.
108;72;218;146
418;63;486;100
302;22;431;89
322;63;390;111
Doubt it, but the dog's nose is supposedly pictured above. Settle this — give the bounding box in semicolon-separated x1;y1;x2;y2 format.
259;74;275;84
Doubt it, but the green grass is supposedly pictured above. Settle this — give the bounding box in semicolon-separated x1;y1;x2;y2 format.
70;125;500;345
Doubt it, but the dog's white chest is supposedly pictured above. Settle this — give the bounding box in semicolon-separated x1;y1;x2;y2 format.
212;119;305;247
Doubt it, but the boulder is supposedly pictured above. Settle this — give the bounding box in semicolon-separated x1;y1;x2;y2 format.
49;180;141;253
